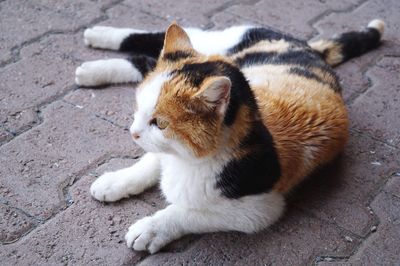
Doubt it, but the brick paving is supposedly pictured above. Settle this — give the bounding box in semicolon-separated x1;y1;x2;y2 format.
1;0;399;265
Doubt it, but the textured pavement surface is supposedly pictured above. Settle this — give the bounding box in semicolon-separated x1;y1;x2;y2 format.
1;1;399;265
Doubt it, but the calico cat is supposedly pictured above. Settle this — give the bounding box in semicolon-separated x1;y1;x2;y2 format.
76;19;384;253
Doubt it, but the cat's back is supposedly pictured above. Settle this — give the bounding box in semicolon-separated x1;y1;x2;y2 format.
228;28;348;192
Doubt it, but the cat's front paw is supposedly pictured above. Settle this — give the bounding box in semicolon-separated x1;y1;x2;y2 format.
125;216;176;254
90;172;129;202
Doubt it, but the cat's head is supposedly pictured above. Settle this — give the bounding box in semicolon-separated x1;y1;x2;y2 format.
130;24;253;158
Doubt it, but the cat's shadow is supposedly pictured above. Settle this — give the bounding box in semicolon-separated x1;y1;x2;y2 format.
287;154;346;207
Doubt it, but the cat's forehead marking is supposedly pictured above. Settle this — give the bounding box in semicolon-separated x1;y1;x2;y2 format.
136;72;170;114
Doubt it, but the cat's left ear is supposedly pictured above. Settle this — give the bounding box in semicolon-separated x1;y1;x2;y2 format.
193;76;231;114
162;23;193;54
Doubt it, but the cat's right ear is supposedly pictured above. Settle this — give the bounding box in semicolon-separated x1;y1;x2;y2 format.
162;23;193;54
193;76;231;115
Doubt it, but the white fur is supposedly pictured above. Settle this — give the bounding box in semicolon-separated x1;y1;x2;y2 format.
129;73;174;153
93;148;284;253
185;26;253;55
90;153;160;202
126;192;284;253
84;26;145;50
367;19;385;35
124;151;284;253
75;59;142;87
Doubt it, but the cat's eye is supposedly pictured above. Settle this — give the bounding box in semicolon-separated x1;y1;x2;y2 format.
150;117;169;130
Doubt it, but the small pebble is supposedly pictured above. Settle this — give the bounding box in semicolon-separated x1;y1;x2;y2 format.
345;236;353;242
370;225;377;232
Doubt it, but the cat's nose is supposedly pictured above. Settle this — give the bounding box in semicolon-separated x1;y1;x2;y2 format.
132;132;140;140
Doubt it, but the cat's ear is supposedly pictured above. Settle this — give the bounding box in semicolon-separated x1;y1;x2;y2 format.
193;76;231;114
162;23;193;53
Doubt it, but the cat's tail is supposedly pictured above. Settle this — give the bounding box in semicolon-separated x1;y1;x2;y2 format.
308;19;384;66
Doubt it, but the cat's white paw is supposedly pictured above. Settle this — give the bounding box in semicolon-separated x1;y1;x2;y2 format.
90;172;129;202
75;59;142;87
84;26;145;50
75;61;104;87
125;216;175;254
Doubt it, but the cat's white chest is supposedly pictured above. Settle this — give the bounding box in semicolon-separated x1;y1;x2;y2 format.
159;155;222;207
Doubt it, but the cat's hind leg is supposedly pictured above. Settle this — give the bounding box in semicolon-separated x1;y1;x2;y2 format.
75;55;156;87
84;26;145;50
90;153;160;202
84;26;164;58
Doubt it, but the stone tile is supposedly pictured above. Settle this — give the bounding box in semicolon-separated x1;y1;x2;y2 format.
318;175;400;265
1;36;75;134
0;160;156;266
211;10;263;30
350;57;400;147
0;101;140;221
291;131;400;236
0;127;13;145
0;203;38;244
121;0;234;28
103;4;169;30
138;208;360;266
0;1;113;65
64;86;137;129
346;175;400;265
0;28;124;135
313;0;400;43
226;0;361;38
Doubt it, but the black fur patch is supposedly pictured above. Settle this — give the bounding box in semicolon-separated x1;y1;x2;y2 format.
120;32;165;58
336;28;381;62
128;55;157;77
234;52;277;67
234;50;341;91
216;121;281;198
174;61;259;126
288;67;324;83
163;51;193;62
234;50;324;68
228;27;306;54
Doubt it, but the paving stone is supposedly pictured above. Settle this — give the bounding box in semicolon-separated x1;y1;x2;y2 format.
313;0;400;43
121;0;234;28
350;57;400;147
0;160;155;266
64;86;137;129
0;203;38;244
1;36;76;134
103;4;169;30
291;131;400;236
317;175;400;265
0;127;13;145
211;10;262;30
226;0;362;38
0;0;115;65
138;207;360;266
0;101;140;221
346;175;400;265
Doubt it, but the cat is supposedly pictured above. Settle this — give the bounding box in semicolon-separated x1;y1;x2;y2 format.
75;19;384;253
